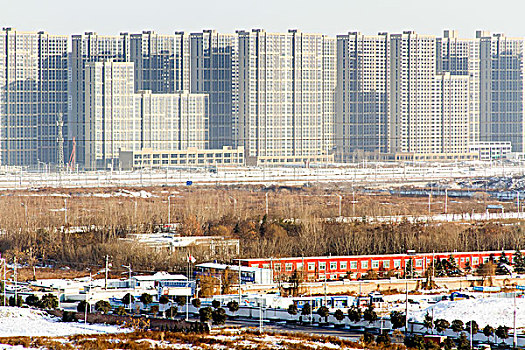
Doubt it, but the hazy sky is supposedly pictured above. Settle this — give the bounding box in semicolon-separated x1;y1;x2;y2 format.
2;0;525;38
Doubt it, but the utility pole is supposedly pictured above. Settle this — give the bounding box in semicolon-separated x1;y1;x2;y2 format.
2;259;5;306
238;258;242;306
516;191;520;218
167;195;173;224
336;194;342;217
310;286;313;323
352;191;356;216
122;264;132;312
405;279;409;336
64;198;68;226
56;113;64;172
259;299;263;333
85;272;91;324
470;320;473;350
444;188;448;214
265;192;269;216
513;291;517;349
104;255;109;290
186;294;189;321
324;274;327;307
428;191;431;216
14;257;17;303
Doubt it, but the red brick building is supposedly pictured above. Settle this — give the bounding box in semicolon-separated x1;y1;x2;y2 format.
237;250;513;281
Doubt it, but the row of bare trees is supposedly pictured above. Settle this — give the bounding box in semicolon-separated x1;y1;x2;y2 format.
0;186;522;275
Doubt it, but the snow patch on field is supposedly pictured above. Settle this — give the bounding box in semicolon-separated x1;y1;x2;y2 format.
0;307;126;337
412;297;525;328
91;189;155;198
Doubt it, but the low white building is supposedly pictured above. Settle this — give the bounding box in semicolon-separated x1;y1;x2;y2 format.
121;233;240;256
27;272;194;304
469;142;512;160
132;271;187;289
195;262;273;285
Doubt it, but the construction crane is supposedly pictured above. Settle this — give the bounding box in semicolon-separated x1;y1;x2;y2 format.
68;137;76;172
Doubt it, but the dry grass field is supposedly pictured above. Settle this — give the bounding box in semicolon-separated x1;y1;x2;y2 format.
0;184;521;277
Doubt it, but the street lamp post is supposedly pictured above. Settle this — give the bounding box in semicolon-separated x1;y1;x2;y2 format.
64;198;68;225
167;195;176;225
122;264;132;312
168;196;172;224
265;192;269;216
259;298;264;333
336;194;342;217
229;196;237;217
444;188;448;214
85;272;92;324
513;291;517;349
405;279;409;336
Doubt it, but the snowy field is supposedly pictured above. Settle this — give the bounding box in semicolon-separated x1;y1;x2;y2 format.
411;297;525;328
0;307;126;338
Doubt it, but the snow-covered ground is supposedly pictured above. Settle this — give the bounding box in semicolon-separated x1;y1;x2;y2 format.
1;163;524;190
411;296;525;328
0;307;126;337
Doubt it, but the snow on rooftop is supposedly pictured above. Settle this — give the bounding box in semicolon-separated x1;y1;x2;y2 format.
0;307;127;337
31;279;86;289
133;271;187;281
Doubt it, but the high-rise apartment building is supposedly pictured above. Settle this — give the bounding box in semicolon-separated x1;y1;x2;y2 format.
433;73;470;154
0;28;68;166
438;30;525;153
436;30;480;145
336;32;389;162
84;61;139;169
388;31;437;154
189;30;238;149
237;29;336;165
130;31;188;93
174;32;191;92
337;31;473;161
478;32;525;152
70;32;129;165
83;60;208;170
322;35;337;159
138;90;208;152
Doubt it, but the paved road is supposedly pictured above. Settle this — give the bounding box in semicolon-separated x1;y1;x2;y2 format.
225;317;362;342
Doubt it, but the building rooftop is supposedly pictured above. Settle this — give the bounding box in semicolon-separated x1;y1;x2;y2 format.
196;262;269;273
133;272;187;281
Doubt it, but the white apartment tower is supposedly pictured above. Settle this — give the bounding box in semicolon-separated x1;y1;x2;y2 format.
433;73;470;154
70;32;129;166
388;31;437;154
174;32;191;92
336;32;389;162
438;30;525;153
138;90;208;152
83;60;208;170
337;31;472;160
436;30;480;145
0;28;68;166
238;29;336;165
84;61;139;170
